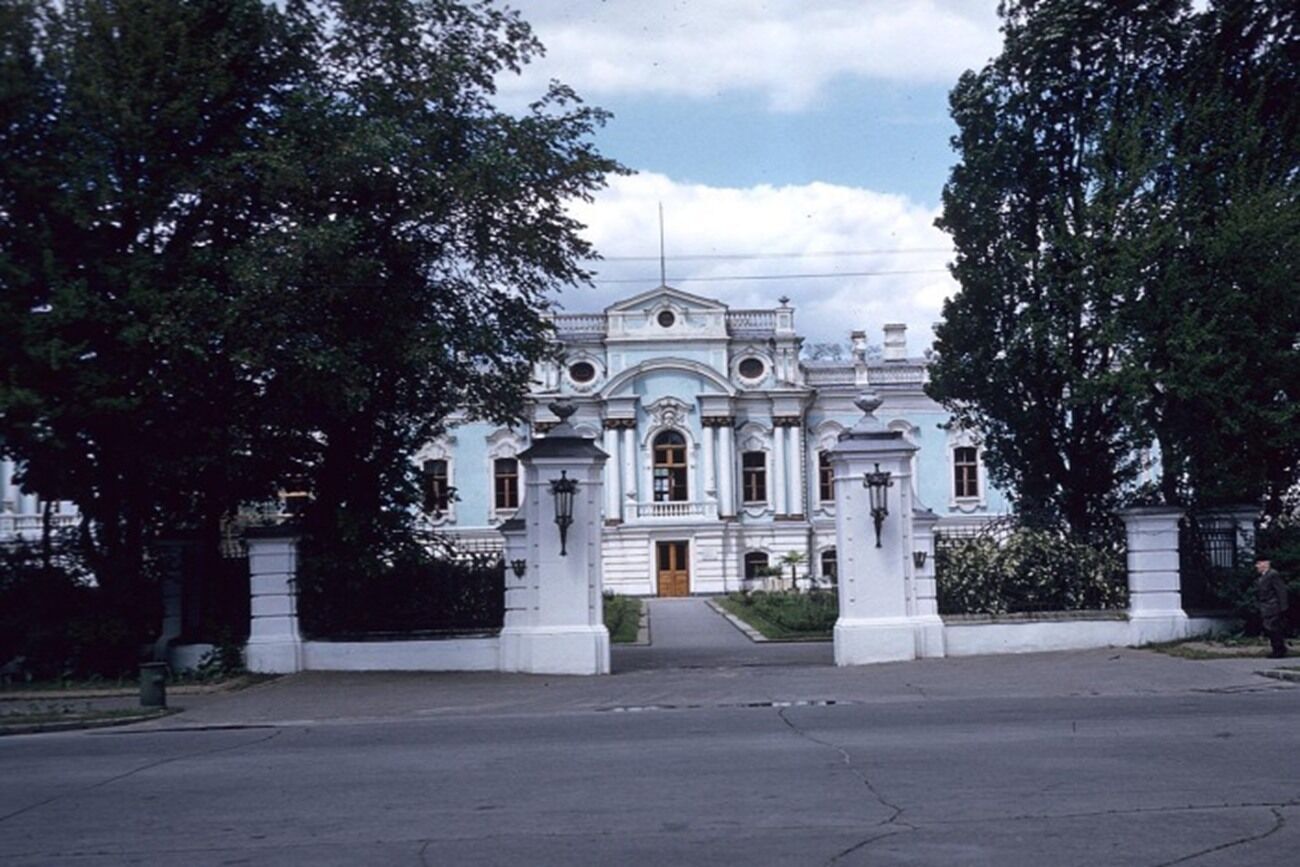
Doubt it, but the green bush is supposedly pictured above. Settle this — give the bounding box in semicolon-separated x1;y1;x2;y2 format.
602;594;641;644
936;528;1127;616
0;538;151;680
727;590;839;635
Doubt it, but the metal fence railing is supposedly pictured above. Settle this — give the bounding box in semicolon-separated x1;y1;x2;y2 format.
1178;517;1240;613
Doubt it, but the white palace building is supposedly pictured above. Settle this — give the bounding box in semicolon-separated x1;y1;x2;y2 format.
422;286;1008;596
1;285;1009;593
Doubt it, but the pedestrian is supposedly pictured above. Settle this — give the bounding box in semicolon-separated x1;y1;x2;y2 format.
1254;555;1289;659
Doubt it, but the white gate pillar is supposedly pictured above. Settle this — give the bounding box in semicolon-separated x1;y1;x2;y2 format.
245;526;304;673
1120;506;1189;644
830;393;936;665
499;401;610;675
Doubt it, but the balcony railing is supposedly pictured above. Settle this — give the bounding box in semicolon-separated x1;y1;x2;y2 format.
805;366;855;385
867;364;927;386
726;310;776;332
0;512;79;540
633;501;718;520
552;314;608;336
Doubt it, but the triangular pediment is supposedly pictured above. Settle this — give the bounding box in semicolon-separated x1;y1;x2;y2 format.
605;285;727;314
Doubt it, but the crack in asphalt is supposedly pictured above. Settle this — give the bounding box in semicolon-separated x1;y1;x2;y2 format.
0;727;282;825
930;798;1300;827
1152;806;1286;866
775;706;915;864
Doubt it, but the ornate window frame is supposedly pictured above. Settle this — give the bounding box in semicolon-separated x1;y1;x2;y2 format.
731;345;772;389
414;437;456;525
563;353;605;394
736;422;773;518
485;427;524;522
946;427;987;513
810;420;844;517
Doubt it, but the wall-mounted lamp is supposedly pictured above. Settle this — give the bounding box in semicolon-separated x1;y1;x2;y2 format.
510;559;528;578
912;550;927;570
550;470;578;556
862;463;893;548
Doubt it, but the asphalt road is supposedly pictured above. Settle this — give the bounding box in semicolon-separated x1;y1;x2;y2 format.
2;602;1297;866
3;678;1297;865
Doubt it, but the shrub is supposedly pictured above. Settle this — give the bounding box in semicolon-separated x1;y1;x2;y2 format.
728;590;839;635
0;538;152;680
936;527;1127;616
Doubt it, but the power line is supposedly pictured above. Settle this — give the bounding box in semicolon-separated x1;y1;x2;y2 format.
596;246;951;262
591;268;948;285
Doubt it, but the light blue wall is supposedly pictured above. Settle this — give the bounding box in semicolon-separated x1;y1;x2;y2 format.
446;421;528;526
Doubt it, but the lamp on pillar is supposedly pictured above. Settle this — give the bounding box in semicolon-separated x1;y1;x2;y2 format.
863;462;893;548
550;470;578;556
510;559;528;578
912;550;927;570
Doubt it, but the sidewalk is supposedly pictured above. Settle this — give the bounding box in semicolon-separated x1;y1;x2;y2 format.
136;645;1296;730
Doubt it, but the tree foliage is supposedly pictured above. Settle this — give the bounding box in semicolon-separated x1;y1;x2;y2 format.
0;0;621;631
931;0;1299;533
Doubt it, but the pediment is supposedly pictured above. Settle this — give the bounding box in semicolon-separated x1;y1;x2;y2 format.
605;285;727;315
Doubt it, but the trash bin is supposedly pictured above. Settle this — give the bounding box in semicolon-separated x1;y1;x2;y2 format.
139;662;168;708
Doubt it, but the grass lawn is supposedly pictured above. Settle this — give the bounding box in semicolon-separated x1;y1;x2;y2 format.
717;591;837;641
1148;636;1297;660
603;594;643;644
0;706;174;733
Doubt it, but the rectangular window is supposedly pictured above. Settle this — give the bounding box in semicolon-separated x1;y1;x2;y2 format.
818;451;834;503
494;458;519;510
954;447;979;499
744;551;769;579
423;459;450;513
742;451;767;503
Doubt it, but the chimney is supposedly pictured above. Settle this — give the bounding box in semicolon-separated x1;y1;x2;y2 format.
883;323;907;361
850;330;868;362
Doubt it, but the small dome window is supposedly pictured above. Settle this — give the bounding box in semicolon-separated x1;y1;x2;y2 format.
738;357;765;380
657;309;676;328
568;361;596;383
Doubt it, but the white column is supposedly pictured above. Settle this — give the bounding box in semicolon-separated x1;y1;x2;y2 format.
702;424;716;506
621;426;636;517
718;423;735;517
831;393;937;666
772;423;788;516
787;424;805;517
500;405;610;676
1120;506;1189;645
0;460;11;511
245;528;304;674
603;426;621;522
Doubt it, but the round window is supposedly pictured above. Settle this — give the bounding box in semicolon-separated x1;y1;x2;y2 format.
738;357;765;379
568;361;596;384
656;309;676;328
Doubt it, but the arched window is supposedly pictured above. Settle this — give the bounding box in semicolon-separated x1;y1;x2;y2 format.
820;548;837;584
653;430;688;502
744;551;770;579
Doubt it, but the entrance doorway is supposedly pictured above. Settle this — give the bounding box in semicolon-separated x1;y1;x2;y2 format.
656;541;690;597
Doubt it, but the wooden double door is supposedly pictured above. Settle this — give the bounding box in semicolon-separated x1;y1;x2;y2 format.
656;541;690;597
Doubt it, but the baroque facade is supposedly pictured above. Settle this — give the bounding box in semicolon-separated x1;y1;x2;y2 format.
424;286;1008;596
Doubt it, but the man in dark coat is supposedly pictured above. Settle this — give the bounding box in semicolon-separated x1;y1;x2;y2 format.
1255;556;1290;659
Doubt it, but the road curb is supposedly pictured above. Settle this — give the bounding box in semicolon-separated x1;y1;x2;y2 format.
0;707;177;737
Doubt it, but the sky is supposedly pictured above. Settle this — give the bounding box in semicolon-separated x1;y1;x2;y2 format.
498;1;1005;352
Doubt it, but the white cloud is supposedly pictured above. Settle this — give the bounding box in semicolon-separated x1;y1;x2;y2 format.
561;172;959;351
503;1;1001;111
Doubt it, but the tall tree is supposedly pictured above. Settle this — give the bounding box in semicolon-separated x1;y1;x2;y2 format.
1125;0;1300;514
0;1;620;630
930;0;1188;536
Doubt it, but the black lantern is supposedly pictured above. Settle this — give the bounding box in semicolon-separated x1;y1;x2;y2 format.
510;559;528;578
862;462;893;548
550;470;579;556
912;550;927;570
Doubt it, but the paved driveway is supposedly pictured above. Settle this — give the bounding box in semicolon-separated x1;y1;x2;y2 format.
612;597;833;672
